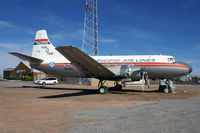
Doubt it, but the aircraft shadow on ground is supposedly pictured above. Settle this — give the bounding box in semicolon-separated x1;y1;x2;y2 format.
38;86;160;99
39;87;98;98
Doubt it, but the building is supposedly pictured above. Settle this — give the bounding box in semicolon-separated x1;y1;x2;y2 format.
13;62;46;81
3;68;14;79
179;75;192;82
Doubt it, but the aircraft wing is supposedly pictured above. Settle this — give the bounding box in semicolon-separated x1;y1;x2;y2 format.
56;46;115;79
9;52;43;63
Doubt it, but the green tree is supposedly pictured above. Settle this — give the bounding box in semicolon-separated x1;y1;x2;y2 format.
22;75;33;81
191;76;200;83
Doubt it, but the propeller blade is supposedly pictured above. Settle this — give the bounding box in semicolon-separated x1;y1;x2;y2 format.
142;72;145;92
145;75;150;88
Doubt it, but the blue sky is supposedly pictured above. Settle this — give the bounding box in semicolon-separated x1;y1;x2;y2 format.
0;0;200;76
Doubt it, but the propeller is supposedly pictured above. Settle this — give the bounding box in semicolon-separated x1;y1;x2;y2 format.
142;71;145;92
145;75;150;88
140;66;149;92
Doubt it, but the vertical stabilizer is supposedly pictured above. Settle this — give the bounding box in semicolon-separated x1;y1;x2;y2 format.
32;30;66;63
34;30;50;44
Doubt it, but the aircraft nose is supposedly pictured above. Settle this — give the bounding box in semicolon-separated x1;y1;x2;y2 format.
189;65;193;73
176;61;192;74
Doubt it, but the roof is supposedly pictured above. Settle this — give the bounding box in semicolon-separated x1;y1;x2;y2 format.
22;62;31;69
21;62;45;73
4;68;14;71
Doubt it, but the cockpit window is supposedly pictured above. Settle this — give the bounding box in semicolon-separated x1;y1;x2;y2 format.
168;57;176;63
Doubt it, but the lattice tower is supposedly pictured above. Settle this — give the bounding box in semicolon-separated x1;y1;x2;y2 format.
82;0;98;56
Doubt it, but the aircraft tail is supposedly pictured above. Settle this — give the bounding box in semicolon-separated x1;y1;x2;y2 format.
32;30;64;62
10;30;65;63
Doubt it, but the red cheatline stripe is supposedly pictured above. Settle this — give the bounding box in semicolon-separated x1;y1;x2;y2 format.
39;63;71;67
134;62;189;69
55;63;63;67
35;39;49;42
39;64;49;67
38;62;189;69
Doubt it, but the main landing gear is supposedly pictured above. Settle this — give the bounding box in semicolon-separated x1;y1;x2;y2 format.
98;80;122;94
98;80;108;94
159;79;175;93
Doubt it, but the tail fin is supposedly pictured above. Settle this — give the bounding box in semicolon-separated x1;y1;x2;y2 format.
32;30;64;62
34;30;50;45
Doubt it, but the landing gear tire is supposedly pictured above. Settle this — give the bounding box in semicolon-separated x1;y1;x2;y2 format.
163;87;169;93
114;84;122;91
168;85;175;93
99;86;109;94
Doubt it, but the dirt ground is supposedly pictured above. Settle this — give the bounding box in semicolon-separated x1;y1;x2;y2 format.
0;81;199;133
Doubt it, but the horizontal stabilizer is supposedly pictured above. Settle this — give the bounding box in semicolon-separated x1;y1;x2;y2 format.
56;46;115;79
9;52;43;63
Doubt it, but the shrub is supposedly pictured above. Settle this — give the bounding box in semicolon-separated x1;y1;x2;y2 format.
7;74;18;80
22;75;33;81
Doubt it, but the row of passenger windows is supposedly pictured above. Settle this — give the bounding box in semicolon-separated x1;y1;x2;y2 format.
63;62;135;67
102;62;134;66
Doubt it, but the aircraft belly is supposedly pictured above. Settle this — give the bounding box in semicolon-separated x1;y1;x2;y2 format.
145;66;189;79
32;65;87;77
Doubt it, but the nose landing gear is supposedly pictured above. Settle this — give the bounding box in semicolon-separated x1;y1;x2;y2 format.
159;79;175;93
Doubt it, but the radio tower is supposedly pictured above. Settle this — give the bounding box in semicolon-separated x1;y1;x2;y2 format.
82;0;98;56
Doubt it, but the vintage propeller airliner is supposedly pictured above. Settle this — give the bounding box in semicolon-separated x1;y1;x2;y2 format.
10;30;192;94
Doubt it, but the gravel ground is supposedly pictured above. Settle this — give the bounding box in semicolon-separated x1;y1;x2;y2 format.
69;97;200;133
0;80;200;133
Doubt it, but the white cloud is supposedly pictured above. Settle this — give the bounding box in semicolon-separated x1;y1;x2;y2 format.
183;59;199;64
197;44;200;49
191;66;200;76
111;26;157;40
0;43;32;55
0;20;18;29
0;20;36;36
0;20;12;27
42;14;80;28
130;29;156;40
50;30;83;41
100;39;117;43
0;43;20;50
113;44;120;48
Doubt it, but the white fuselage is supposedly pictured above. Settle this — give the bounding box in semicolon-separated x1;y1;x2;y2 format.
30;30;191;80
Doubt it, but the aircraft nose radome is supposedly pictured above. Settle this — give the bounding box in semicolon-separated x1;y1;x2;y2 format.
189;65;193;73
176;61;192;74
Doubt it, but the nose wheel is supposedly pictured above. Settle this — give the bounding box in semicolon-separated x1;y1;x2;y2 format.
159;79;175;93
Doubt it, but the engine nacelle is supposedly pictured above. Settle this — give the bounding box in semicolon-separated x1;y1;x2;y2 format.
118;65;142;81
130;69;142;81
